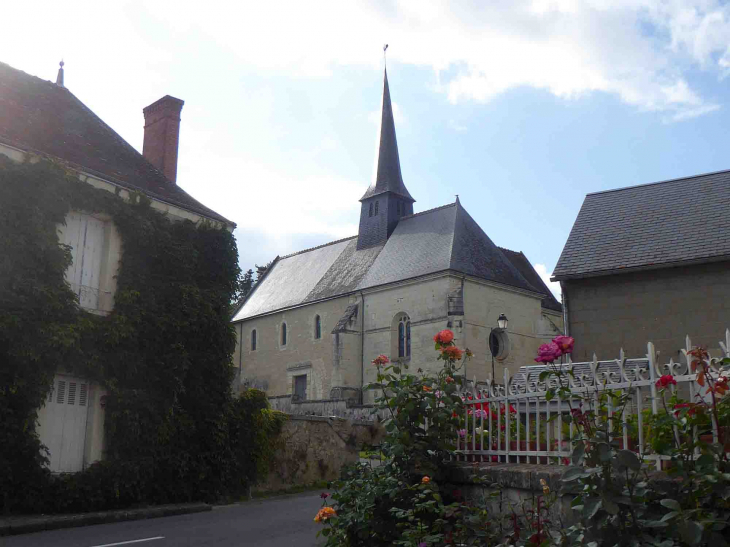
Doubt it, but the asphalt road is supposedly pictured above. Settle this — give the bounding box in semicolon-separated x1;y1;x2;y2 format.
0;492;327;547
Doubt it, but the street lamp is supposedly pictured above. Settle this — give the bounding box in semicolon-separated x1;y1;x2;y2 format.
497;313;508;330
490;313;509;382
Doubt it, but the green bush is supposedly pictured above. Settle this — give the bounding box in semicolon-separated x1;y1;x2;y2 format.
317;333;730;546
0;156;281;513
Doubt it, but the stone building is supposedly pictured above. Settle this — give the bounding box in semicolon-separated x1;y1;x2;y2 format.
0;60;232;472
553;169;730;362
231;70;562;404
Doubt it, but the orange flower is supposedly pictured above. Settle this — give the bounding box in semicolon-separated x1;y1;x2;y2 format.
372;355;389;366
441;346;464;361
434;329;455;344
445;376;454;384
422;385;432;392
421;476;431;484
314;506;337;523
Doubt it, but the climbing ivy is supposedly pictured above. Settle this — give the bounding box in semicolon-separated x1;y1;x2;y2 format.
0;156;283;513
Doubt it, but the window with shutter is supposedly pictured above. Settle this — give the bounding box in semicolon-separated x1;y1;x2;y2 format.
56;380;66;404
60;212;106;311
68;382;77;405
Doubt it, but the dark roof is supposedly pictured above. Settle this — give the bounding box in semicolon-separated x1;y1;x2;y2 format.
0;61;230;224
499;248;562;312
233;200;551;321
553;169;730;280
511;359;650;390
360;69;414;202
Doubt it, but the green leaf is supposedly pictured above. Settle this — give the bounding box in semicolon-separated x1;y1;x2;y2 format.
660;499;680;511
597;442;612;462
572;442;585;465
562;466;587;482
539;370;551;381
583;497;601;519
564;414;573;424
602;494;619;515
660;511;679;522
677;520;703;547
617;449;641;471
545;388;555;401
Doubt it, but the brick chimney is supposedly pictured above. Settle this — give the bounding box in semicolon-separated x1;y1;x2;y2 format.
142;95;184;183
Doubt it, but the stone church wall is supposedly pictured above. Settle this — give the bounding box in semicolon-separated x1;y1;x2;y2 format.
461;278;563;381
233;295;362;400
361;275;453;402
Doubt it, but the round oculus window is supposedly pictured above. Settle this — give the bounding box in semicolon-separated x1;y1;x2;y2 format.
489;330;510;360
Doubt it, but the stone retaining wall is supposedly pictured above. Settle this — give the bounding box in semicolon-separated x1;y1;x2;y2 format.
267;395;388;421
255;415;385;494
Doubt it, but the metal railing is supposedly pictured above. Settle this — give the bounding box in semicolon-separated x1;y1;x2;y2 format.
455;330;730;470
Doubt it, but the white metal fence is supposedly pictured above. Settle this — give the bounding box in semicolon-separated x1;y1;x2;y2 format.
455;330;730;470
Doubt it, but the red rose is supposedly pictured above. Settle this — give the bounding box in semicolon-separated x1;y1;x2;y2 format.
535;342;562;363
656;374;677;389
552;335;574;354
434;329;455;344
372;355;389;366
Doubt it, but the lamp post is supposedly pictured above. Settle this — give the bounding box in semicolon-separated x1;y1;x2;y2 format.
490;313;509;382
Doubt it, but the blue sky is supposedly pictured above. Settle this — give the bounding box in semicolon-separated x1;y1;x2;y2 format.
3;1;730;296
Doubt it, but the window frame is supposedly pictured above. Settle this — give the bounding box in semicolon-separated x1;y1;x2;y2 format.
251;329;257;351
314;315;321;339
281;322;287;346
396;314;411;359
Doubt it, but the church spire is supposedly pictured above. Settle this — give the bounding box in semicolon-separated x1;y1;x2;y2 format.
56;60;64;87
356;61;416;250
359;67;414;202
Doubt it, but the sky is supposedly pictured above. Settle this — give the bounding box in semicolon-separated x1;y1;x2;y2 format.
3;0;730;298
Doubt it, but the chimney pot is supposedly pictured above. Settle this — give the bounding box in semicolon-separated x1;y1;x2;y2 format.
142;95;184;184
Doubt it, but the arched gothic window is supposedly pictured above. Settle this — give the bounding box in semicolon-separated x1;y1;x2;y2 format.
397;315;411;358
281;322;287;346
314;315;321;339
251;329;257;351
369;203;373;217
374;201;379;216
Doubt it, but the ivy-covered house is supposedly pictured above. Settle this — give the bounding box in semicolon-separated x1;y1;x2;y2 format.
0;59;242;509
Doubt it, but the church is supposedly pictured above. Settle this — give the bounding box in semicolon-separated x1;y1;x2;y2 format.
231;69;563;404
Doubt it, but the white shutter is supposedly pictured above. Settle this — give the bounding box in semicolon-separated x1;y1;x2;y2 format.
78;216;104;310
61;212;105;311
37;375;90;473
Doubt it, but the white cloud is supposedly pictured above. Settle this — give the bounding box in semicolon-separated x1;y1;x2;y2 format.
534;264;562;299
128;0;729;122
448;119;468;132
3;1;729;126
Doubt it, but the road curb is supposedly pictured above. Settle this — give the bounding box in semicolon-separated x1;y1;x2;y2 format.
0;503;211;536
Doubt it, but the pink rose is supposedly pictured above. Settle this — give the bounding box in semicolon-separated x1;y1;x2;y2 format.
535;342;562;363
552;335;574;354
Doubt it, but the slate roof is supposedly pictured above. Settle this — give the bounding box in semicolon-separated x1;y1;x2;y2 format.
499;248;562;312
360;69;414;202
553;169;730;280
233;200;554;321
512;359;650;390
0;61;230;224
